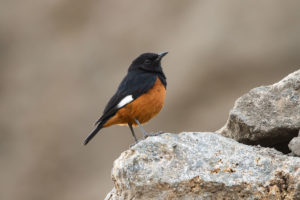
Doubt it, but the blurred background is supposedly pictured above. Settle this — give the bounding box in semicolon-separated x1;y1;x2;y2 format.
1;0;300;199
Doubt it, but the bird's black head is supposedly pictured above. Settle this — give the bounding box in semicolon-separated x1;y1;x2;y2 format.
128;52;168;74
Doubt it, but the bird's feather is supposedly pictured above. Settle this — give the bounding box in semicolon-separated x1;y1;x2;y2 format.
95;71;157;125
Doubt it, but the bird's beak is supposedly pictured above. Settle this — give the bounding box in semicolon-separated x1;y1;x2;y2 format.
156;52;168;61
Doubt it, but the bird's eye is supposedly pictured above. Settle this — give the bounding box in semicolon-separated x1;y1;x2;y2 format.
144;59;151;64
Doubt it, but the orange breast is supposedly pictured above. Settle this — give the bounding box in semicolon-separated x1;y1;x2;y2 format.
104;77;166;127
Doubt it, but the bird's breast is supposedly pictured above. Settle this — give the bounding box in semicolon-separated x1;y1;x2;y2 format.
104;77;166;127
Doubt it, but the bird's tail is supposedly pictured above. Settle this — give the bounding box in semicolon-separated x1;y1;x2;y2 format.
83;120;106;145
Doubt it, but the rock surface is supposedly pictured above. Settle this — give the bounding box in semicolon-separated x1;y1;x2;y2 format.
105;132;300;200
288;130;300;156
218;70;300;152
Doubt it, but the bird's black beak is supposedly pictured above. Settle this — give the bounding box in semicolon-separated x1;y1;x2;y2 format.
156;52;168;61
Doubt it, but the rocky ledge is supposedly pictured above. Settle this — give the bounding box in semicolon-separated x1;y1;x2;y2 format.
105;132;300;200
105;70;300;200
218;70;300;154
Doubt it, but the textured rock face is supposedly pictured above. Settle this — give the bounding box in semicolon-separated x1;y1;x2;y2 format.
105;132;300;200
218;70;300;152
289;130;300;156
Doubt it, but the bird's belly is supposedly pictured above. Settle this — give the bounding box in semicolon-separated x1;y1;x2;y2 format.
104;77;166;127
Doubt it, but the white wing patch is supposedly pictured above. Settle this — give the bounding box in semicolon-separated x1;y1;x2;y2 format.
117;95;134;108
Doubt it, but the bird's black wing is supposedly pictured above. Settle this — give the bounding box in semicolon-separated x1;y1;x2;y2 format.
96;71;157;125
84;71;156;145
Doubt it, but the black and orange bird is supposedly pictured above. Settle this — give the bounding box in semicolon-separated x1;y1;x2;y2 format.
84;52;168;145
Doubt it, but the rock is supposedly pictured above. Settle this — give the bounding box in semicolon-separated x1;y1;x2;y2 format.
288;130;300;156
218;70;300;153
105;70;300;198
105;132;300;200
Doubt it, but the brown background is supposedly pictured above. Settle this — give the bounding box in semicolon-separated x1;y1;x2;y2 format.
1;1;300;199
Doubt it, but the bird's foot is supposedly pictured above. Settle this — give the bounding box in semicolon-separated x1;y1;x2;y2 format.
129;139;142;148
130;131;164;147
144;131;164;138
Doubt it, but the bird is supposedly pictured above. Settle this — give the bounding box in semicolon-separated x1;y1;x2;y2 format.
84;52;168;145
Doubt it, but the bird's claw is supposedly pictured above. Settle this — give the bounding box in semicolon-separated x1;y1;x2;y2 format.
130;131;164;147
144;131;164;138
129;139;142;148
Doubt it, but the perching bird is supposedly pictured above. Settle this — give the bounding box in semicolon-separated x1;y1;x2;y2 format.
84;52;168;145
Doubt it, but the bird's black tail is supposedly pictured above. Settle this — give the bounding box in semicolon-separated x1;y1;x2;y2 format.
84;120;106;145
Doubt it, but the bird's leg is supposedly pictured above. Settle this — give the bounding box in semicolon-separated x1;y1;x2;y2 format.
134;118;149;138
128;123;138;143
134;118;164;138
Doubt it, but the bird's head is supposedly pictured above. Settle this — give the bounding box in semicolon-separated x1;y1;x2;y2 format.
128;52;168;73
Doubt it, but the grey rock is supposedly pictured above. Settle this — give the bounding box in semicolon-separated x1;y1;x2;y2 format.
105;132;300;200
218;70;300;152
288;130;300;156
